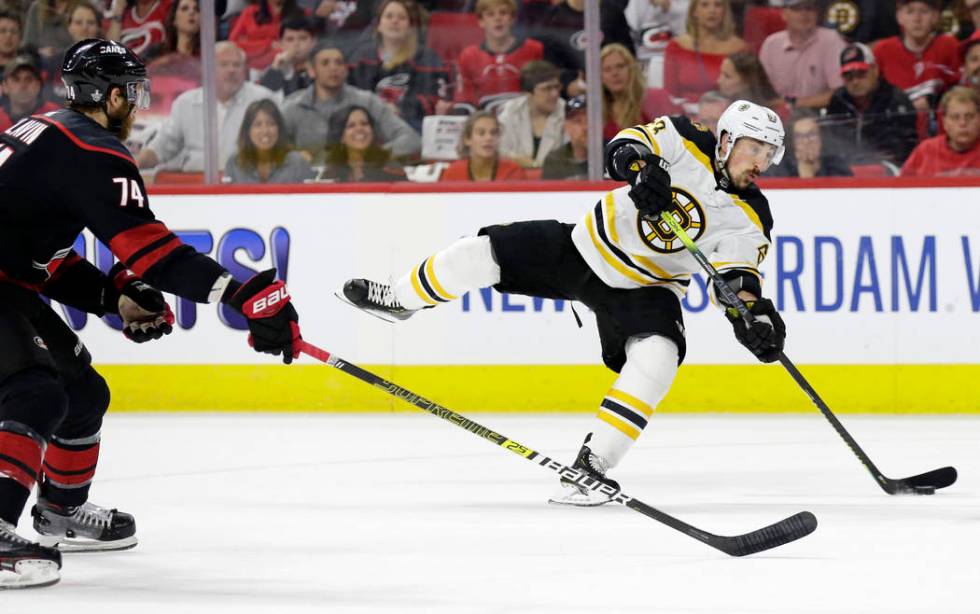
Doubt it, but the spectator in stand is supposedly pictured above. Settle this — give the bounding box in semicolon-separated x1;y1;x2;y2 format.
622;0;688;88
874;0;960;111
0;54;59;131
144;0;201;120
962;30;980;92
964;0;980;37
226;98;315;183
105;0;174;58
40;0;102;100
823;42;919;165
542;94;589;180
322;105;408;182
316;0;375;55
22;0;73;58
824;0;900;44
662;0;745;112
347;0;449;132
282;43;421;162
257;15;316;97
759;0;846;110
230;0;304;73
441;110;527;181
601;43;650;140
137;42;280;172
695;90;728;133
766;109;853;177
0;11;23;82
449;0;544;112
901;85;980;174
716;51;790;119
497;60;565;169
531;0;587;96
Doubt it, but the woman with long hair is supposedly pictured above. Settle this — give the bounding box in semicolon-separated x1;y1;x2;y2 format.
226;98;315;183
145;0;202;119
347;0;448;132
440;110;526;181
600;43;649;141
717;50;790;120
230;0;303;71
41;0;100;99
22;0;73;57
323;105;408;182
662;0;745;110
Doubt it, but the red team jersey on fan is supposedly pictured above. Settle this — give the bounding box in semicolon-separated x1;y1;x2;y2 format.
900;135;980;177
454;38;544;109
118;0;172;57
872;35;960;103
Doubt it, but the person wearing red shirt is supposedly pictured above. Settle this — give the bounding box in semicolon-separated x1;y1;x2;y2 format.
229;0;304;72
873;0;960;111
441;111;527;181
449;0;543;112
105;0;173;57
0;55;59;132
901;86;980;175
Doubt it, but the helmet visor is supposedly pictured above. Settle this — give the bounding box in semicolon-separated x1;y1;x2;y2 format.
126;78;151;110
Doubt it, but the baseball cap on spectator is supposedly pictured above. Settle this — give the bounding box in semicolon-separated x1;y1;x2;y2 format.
896;0;940;8
962;30;980;59
565;95;587;115
3;54;41;80
839;43;876;75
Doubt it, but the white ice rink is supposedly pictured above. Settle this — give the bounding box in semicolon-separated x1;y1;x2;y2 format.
3;412;977;613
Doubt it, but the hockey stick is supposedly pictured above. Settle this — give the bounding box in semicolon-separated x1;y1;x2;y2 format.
656;211;957;495
297;340;816;557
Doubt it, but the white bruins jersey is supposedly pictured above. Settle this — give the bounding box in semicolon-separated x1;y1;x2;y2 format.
570;115;773;298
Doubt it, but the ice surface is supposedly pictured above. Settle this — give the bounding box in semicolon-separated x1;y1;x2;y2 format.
4;413;977;613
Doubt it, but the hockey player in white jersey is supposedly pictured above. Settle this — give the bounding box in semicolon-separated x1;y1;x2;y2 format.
343;100;787;505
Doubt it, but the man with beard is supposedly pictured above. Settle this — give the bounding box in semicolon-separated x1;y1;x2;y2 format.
0;38;305;589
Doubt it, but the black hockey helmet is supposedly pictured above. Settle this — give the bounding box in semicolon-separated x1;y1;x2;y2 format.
62;38;150;110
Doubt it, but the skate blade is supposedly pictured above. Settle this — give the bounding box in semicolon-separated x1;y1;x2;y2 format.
547;485;613;507
37;534;138;553
0;560;61;590
333;291;401;324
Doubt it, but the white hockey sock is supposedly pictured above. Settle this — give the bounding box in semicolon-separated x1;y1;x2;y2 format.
393;236;501;310
588;335;679;470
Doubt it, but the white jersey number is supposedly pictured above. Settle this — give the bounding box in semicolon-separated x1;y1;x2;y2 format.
112;177;146;208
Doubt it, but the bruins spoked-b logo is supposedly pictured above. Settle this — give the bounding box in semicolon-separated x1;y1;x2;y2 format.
637;187;706;253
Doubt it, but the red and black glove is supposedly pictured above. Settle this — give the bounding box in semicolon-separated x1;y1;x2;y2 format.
225;269;301;364
104;264;175;343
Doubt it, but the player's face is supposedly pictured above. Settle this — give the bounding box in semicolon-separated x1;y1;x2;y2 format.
174;0;200;35
601;51;630;94
897;3;938;41
4;68;41;108
564;111;588;149
478;5;514;40
67;5;100;41
696;100;726;134
377;1;411;42
313;48;348;90
0;18;22;55
792;117;822;164
341;109;375;152
465;116;500;160
716;58;743;98
249;109;280;152
693;0;725;32
215;46;246;99
964;45;980;87
281;28;313;62
942;99;980;152
529;78;561;114
725;136;776;188
781;4;818;34
842;66;877;99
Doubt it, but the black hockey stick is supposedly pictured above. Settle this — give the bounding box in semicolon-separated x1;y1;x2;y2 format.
297;340;816;557
657;211;957;495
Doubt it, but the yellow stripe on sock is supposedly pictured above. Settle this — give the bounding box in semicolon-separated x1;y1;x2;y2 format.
608;389;655;418
425;256;458;301
409;264;438;305
597;410;641;440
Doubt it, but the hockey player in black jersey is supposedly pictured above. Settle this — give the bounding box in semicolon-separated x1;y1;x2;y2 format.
0;39;305;589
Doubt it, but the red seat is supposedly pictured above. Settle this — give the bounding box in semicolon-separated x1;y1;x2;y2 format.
426;12;483;66
154;171;206;184
743;7;786;53
849;164;887;178
525;167;542;180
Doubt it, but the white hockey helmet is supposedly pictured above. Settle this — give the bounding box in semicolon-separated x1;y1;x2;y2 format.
715;100;785;166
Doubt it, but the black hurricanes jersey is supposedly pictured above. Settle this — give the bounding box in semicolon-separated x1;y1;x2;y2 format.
0;109;226;309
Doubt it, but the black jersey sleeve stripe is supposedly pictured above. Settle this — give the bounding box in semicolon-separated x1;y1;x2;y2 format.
592;202;682;284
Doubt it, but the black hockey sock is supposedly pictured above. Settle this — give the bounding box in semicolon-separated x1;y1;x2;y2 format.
0;478;31;526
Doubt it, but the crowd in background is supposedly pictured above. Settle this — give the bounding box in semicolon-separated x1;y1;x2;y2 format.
0;0;978;183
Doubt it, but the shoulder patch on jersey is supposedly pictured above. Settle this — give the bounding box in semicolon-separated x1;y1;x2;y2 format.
37;109;136;167
733;187;774;240
668;115;717;164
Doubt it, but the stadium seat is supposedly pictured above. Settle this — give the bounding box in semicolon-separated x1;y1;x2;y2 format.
154;171;207;184
525;168;542;180
743;7;785;53
849;163;888;178
427;12;483;66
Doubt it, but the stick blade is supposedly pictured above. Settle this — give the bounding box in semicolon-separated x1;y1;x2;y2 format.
893;466;957;494
715;511;817;557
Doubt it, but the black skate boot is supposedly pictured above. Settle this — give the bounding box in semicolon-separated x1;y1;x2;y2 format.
341;278;419;322
0;519;61;589
548;437;621;507
32;499;137;552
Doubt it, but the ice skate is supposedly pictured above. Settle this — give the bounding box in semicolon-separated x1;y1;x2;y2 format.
32;499;137;552
548;443;622;507
0;519;61;589
340;278;419;323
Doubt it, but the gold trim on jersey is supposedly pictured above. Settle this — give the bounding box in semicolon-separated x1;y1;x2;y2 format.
731;196;764;233
584;214;653;286
424;256;458;300
682;138;713;173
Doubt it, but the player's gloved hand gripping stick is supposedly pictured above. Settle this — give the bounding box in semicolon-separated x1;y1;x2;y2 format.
656;210;957;496
296;339;816;557
226;269;302;364
104;263;174;343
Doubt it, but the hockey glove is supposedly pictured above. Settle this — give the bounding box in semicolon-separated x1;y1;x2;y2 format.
725;298;786;363
104;264;174;343
628;153;674;222
226;269;301;364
